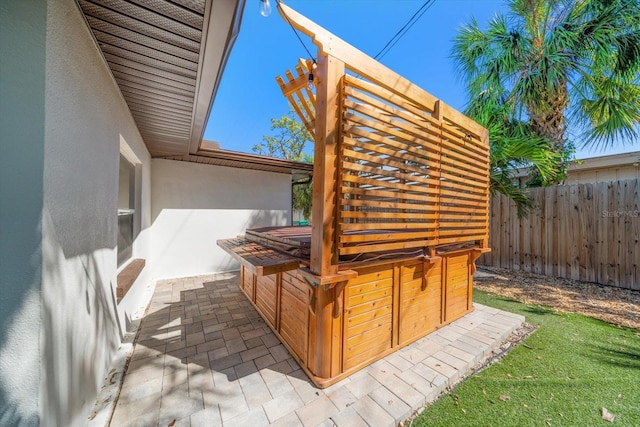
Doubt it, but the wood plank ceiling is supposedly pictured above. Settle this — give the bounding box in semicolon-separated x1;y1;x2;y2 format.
77;0;244;157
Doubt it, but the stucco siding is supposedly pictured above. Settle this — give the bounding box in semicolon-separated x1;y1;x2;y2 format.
41;0;152;425
151;159;292;279
0;2;46;425
564;164;640;185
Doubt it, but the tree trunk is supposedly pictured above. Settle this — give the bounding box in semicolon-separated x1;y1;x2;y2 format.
528;84;568;149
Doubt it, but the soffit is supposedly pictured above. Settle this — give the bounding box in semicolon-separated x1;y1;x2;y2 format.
77;0;244;157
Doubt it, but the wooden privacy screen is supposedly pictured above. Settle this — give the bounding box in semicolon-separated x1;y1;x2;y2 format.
276;2;490;275
338;75;490;257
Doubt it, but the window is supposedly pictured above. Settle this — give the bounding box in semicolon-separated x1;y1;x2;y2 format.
118;154;136;267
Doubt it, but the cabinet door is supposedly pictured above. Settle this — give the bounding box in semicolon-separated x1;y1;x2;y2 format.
444;253;472;322
399;261;442;345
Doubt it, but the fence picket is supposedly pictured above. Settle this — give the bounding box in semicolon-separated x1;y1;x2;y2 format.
478;179;640;290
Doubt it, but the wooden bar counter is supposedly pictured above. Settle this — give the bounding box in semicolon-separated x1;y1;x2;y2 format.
219;2;491;388
219;227;488;388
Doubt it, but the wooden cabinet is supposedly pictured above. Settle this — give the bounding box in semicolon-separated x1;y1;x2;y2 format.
239;248;476;388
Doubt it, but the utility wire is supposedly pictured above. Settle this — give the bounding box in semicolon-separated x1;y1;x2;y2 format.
374;0;436;61
277;0;316;63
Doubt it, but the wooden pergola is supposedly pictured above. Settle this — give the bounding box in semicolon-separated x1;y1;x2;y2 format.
219;2;491;388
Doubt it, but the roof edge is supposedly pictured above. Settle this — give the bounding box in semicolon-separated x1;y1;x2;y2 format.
196;148;313;170
188;0;246;155
157;148;314;175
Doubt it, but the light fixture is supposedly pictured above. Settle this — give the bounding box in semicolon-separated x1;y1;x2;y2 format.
307;71;314;88
260;0;272;17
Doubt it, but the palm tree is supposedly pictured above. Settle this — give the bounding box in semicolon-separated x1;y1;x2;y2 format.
453;0;640;214
473;98;562;216
454;0;640;150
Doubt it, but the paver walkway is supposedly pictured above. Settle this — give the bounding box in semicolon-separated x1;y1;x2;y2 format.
110;272;524;427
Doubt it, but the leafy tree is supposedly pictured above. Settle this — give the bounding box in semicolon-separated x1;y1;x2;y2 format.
452;0;640;213
292;153;313;220
253;112;312;161
480;100;562;216
254;112;314;220
454;0;640;150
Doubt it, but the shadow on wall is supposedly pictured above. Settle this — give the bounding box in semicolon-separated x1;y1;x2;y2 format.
0;194;43;426
217;252;240;274
212;209;289;274
41;210;121;426
150;208;290;279
245;209;289;230
0;278;41;427
215;209;290;274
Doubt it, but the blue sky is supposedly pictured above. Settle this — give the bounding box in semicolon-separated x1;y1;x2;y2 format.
204;0;638;159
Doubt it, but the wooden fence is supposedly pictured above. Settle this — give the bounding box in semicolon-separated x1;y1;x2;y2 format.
479;179;640;290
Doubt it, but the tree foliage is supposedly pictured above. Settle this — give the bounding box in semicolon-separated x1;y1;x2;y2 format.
454;0;640;150
478;100;562;216
254;112;314;220
292;153;313;220
452;0;640;214
253;112;312;161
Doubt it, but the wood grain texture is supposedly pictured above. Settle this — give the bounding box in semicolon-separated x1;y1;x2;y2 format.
336;74;489;258
398;261;442;345
237;251;476;388
444;253;471;322
479;179;640;290
217;238;300;276
255;274;278;327
221;4;488;388
310;54;344;275
343;265;394;370
279;271;310;362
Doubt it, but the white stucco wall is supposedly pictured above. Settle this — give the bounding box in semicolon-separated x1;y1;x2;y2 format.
564;165;640;185
151;159;292;279
40;1;153;426
0;2;46;425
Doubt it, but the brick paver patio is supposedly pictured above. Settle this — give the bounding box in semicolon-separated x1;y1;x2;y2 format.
109;272;525;427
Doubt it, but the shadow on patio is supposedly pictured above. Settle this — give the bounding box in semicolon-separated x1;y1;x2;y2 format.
110;273;525;427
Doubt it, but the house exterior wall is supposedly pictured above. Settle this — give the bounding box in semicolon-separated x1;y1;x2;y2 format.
1;0;153;425
41;1;153;425
513;152;640;186
0;1;46;425
564;164;640;185
151;159;292;279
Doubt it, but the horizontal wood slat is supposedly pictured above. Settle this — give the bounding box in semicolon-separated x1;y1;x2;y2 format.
217;238;300;276
336;75;489;258
276;59;316;138
343;266;393;370
279;271;309;361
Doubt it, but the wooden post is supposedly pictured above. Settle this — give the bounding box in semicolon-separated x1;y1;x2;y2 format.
310;53;344;276
312;285;331;378
479;127;491;249
432;101;442;246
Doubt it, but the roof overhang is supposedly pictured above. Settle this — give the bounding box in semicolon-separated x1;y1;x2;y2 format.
160;148;314;179
511;150;640;178
77;0;245;157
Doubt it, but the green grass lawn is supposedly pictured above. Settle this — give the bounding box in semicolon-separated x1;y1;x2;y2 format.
414;291;640;427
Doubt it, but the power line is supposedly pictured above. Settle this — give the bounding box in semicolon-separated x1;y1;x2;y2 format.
374;0;436;61
277;0;316;63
